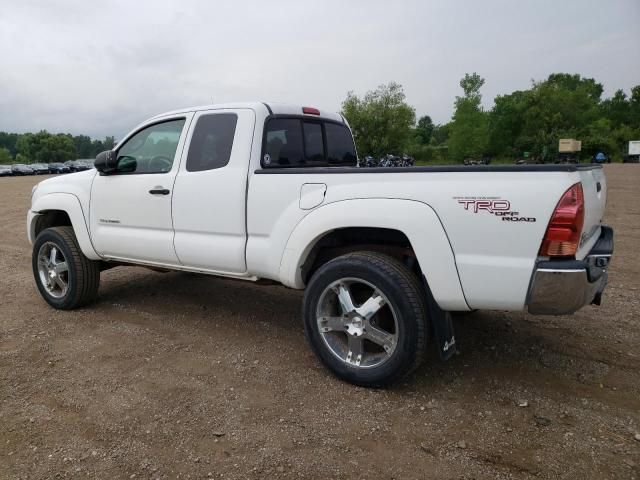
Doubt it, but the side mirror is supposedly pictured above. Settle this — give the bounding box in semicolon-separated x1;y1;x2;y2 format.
94;150;118;175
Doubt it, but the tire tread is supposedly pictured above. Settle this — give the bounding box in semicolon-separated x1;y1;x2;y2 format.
304;251;428;387
34;226;100;309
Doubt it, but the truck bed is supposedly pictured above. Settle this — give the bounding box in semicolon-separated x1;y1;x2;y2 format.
248;163;606;311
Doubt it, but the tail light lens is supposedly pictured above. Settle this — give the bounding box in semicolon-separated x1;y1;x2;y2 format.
539;183;584;258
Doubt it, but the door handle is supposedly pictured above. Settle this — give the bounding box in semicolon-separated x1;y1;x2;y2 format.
149;188;170;195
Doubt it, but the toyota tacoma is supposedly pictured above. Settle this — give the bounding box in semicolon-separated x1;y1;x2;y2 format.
27;102;613;386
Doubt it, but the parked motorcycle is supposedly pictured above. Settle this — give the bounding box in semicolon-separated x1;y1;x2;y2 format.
361;156;378;167
400;154;415;167
378;154;396;167
359;153;415;168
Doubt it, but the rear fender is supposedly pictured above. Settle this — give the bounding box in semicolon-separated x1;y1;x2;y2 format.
279;198;469;311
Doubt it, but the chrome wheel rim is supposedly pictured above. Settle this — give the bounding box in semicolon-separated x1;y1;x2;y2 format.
37;242;69;299
316;277;399;369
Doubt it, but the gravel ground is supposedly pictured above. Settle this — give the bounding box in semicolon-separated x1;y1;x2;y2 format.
1;165;639;479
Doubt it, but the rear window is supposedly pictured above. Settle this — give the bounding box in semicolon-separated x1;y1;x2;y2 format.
303;122;324;163
264;118;304;167
325;122;357;165
262;118;356;168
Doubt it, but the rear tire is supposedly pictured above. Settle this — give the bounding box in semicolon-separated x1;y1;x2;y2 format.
303;251;428;387
32;226;100;310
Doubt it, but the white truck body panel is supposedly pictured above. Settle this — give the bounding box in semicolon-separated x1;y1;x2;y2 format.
28;102;609;314
629;140;640;156
27;169;100;260
89;112;194;264
29;191;100;261
248;168;597;310
172;108;255;273
273;198;467;310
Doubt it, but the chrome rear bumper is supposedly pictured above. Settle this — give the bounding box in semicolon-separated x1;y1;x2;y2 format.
527;226;613;315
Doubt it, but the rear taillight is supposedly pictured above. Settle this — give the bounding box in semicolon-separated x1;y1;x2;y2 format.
539;183;584;257
302;106;320;115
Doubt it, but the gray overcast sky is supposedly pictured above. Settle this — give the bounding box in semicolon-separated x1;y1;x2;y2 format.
1;0;638;139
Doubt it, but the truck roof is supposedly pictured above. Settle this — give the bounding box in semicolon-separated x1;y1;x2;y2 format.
150;102;344;124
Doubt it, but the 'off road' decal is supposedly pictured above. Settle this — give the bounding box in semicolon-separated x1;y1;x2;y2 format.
453;197;536;222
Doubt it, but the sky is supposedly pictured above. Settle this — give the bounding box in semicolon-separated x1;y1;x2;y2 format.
0;0;638;139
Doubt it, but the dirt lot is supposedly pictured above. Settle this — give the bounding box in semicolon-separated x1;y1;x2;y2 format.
1;166;639;479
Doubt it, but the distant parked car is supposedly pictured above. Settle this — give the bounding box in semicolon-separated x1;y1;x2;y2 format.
64;160;78;172
31;163;50;175
64;160;92;172
12;164;34;175
77;159;95;170
76;160;92;171
48;162;70;174
0;165;13;176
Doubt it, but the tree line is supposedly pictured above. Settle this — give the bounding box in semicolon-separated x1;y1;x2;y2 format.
0;131;115;164
342;73;640;162
2;72;638;165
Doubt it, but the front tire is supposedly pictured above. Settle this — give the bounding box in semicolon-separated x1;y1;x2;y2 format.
32;226;100;309
303;252;428;387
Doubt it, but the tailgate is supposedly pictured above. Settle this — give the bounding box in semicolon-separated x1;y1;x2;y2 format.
576;167;607;258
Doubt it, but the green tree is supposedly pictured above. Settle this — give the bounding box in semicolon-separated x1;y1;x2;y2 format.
16;131;76;163
600;89;630;128
341;82;416;157
0;132;19;156
430;123;450;145
15;133;35;161
0;147;12;164
73;135;94;158
415;115;434;145
89;136;116;157
581;118;617;159
629;85;640;126
460;72;485;99
103;136;116;150
524;74;602;159
448;73;489;161
485;73;610;160
487;90;529;157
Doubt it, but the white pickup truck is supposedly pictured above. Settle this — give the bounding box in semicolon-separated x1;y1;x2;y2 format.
28;102;614;386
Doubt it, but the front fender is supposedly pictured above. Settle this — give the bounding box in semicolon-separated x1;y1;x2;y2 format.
279;198;469;311
29;193;101;260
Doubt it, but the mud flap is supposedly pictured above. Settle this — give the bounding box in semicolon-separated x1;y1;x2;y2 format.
423;276;457;361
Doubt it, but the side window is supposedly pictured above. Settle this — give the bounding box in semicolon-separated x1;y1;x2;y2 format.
303;122;324;163
263;119;304;167
186;113;238;172
325;123;357;166
116;119;185;174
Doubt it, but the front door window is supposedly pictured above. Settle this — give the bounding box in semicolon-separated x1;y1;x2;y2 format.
116;119;186;174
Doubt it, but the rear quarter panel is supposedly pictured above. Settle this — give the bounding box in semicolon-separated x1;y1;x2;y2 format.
427;171;578;309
